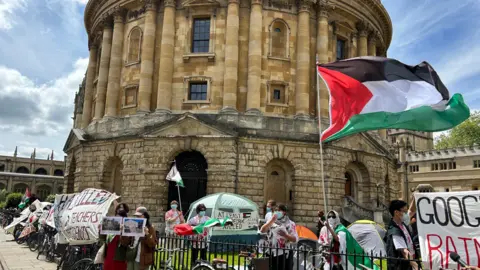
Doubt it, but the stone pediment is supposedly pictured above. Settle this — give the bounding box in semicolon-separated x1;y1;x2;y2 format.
330;132;392;157
63;129;87;152
182;0;220;7
142;113;237;138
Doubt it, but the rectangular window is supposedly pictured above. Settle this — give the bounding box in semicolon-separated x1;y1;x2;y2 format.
431;164;435;171
409;165;419;172
448;161;456;170
192;18;210;53
273;89;281;101
124;86;138;107
189;82;208;101
336;39;346;61
474;160;479;168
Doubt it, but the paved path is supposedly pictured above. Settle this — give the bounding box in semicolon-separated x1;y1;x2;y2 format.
0;229;57;270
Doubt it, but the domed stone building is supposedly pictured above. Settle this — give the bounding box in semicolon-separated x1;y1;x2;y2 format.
65;0;419;227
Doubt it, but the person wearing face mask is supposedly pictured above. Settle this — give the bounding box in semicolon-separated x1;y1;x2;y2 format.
101;203;133;270
187;203;210;267
265;199;276;220
260;204;298;270
127;207;157;270
165;200;185;267
385;199;418;270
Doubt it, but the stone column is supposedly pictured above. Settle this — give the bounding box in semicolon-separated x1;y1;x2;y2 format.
316;1;332;119
221;0;240;112
156;0;176;113
368;32;377;56
81;45;98;128
105;8;126;118
94;20;113;120
350;33;357;58
137;0;158;113
245;0;263;114
295;0;311;119
356;21;368;57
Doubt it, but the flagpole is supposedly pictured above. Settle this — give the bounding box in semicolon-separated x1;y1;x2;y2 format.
177;184;183;213
316;55;328;213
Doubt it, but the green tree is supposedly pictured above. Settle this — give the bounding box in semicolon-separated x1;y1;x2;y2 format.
45;194;56;203
435;111;480;149
5;193;23;209
0;189;7;202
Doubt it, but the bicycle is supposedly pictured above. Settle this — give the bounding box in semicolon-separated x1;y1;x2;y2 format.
239;250;269;270
37;226;57;262
154;247;185;270
191;254;236;270
70;258;101;270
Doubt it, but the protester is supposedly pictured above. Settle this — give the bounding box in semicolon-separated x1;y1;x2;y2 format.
260;203;298;270
385;199;418;270
323;210;343;270
101;203;132;270
164;200;185;267
188;203;210;267
127;207;157;270
265;199;276;220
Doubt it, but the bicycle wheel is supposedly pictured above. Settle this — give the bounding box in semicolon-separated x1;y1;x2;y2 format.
29;233;39;251
192;265;215;270
71;258;94;270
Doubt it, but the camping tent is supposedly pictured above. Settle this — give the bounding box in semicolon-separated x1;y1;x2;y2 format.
348;220;387;269
186;193;260;243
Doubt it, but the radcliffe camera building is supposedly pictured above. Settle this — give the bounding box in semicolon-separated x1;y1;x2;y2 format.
65;0;442;227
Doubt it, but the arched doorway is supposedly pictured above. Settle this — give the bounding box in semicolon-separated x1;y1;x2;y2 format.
102;157;123;196
66;157;76;193
37;185;52;200
344;172;354;197
168;151;208;214
265;159;294;215
16;166;29;174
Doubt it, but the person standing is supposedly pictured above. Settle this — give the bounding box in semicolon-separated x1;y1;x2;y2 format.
385;199;418;270
188;204;210;267
102;203;132;270
126;207;157;270
260;204;298;270
265;199;276;220
165;200;185;267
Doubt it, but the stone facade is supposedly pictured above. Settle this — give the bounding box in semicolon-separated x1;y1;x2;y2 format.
0;149;65;200
66;0;399;228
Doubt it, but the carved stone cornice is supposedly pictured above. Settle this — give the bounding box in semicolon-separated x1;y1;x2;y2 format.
164;0;176;8
317;0;334;18
356;20;369;37
140;0;158;10
350;32;357;43
297;0;313;13
368;31;378;44
112;6;127;23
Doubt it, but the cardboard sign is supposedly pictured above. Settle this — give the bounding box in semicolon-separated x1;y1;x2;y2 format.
215;211;258;230
415;191;480;269
54;189;118;245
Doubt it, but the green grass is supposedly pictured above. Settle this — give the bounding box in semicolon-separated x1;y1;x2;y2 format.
155;247;251;269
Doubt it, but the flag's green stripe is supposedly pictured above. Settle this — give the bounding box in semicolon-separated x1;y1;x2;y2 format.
192;218;232;234
325;93;470;142
178;179;184;188
335;224;373;268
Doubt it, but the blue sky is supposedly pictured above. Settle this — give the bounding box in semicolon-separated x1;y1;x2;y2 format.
0;0;478;160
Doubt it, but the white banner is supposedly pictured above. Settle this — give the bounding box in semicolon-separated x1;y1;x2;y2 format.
415;191;480;269
54;189;118;245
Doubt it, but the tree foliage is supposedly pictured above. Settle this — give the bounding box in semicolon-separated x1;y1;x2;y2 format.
435;111;480;149
5;193;23;209
45;194;56;203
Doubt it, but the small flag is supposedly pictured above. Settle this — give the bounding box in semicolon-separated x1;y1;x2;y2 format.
317;56;470;142
174;218;233;236
18;187;31;209
166;164;184;188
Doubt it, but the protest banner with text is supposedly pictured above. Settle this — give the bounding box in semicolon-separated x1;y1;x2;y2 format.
54;189;118;245
415;191;480;269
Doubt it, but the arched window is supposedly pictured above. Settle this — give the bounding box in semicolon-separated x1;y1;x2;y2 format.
16;166;29;174
35;168;48;175
37;185;52;200
54;169;64;176
127;27;142;64
0;164;5;171
269;19;290;59
14;183;29;193
345;172;354;197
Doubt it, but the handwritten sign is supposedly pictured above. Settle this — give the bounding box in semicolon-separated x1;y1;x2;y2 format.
415;191;480;269
54;189;118;245
215;211;258;230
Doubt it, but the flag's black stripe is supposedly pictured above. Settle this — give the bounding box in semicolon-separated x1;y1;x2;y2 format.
319;56;449;100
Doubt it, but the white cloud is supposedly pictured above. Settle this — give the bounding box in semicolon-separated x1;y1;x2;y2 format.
0;58;88;137
0;0;27;30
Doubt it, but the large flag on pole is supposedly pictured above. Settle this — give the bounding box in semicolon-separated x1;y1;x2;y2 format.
317;56;470;142
166;164;184;187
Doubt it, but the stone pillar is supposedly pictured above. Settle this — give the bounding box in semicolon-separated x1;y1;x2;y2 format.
350;33;357;58
368;32;377;56
81;45;98;128
356;21;368;57
137;0;158;113
94;21;113;120
245;0;263;114
295;0;311;119
105;8;126;118
221;0;240;112
316;2;332;119
156;0;176;113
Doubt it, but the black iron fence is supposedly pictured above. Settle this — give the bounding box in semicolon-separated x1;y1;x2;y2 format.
153;235;422;270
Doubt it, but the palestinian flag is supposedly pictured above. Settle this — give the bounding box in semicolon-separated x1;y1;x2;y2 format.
174;218;233;236
318;57;470;142
335;224;375;270
166;164;184;188
18;187;31;209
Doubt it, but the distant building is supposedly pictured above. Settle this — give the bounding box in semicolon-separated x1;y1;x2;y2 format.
0;147;65;200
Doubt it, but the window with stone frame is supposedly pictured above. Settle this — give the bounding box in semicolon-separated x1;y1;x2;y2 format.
474;160;480;168
188;82;208;101
269;19;290;59
123;85;138;107
267;81;289;106
126;27;142;64
336;38;346;61
192;18;211;53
